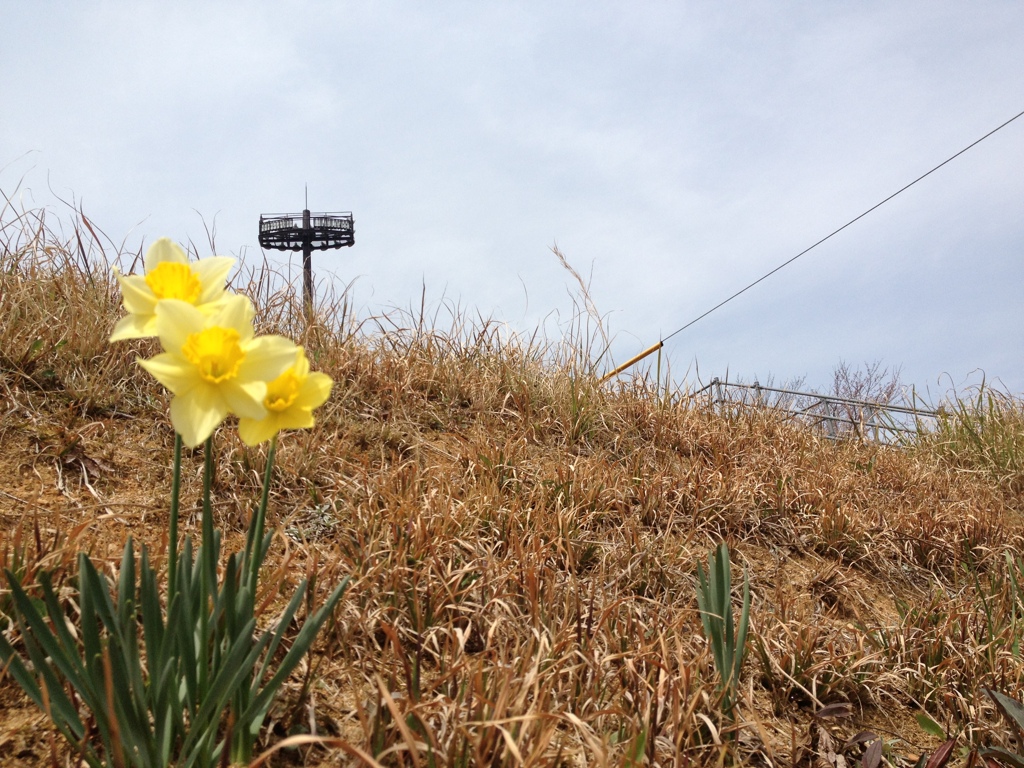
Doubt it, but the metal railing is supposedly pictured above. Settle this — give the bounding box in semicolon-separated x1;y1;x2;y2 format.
691;377;939;442
258;212;354;252
259;212;353;231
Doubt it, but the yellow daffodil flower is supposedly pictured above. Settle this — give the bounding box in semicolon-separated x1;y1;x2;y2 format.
238;347;333;445
110;237;235;341
139;294;298;447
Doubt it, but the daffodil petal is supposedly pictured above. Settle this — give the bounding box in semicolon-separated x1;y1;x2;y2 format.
193;256;235;304
170;385;229;447
238;415;281;446
221;379;268;420
143;238;188;272
294;372;333;409
139;353;200;394
278;409;316;431
154;299;207;354
292;348;312;377
242;409;313;444
117;274;157;316
110;312;154;342
212;294;256;342
238;336;298;382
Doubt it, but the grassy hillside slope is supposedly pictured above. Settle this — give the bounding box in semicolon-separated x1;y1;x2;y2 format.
2;208;1023;767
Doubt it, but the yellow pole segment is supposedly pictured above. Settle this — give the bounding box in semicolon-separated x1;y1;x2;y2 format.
598;341;664;383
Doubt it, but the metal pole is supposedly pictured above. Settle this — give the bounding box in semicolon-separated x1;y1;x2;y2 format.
598;341;664;383
302;208;312;316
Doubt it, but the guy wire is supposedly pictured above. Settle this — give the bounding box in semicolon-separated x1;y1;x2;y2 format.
660;107;1024;346
600;107;1024;383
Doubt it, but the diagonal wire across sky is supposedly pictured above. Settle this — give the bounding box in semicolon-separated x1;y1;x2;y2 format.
659;106;1024;345
600;106;1024;382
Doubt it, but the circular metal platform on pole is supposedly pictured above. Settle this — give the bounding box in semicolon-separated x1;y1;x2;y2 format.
258;209;355;312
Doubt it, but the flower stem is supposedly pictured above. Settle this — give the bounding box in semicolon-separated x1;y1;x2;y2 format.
245;435;277;592
168;433;182;595
198;435;216;696
202;435;217;586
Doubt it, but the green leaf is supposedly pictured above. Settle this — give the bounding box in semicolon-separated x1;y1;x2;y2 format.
4;572;91;749
623;727;647;767
0;633;49;720
694;543;749;716
245;578;349;726
916;713;946;739
180;617;266;749
250;582;308;694
733;567;751;683
980;746;1024;768
985;688;1024;741
10;572;90;709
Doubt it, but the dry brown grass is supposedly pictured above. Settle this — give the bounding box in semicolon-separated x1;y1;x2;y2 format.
2;200;1023;767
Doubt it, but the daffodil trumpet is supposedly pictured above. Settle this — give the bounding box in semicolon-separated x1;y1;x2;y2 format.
238;346;333;446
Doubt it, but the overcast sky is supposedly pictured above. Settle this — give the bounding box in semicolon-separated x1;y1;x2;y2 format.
3;2;1022;398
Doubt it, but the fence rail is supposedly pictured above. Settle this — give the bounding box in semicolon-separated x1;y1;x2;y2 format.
691;377;939;442
257;212;354;252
